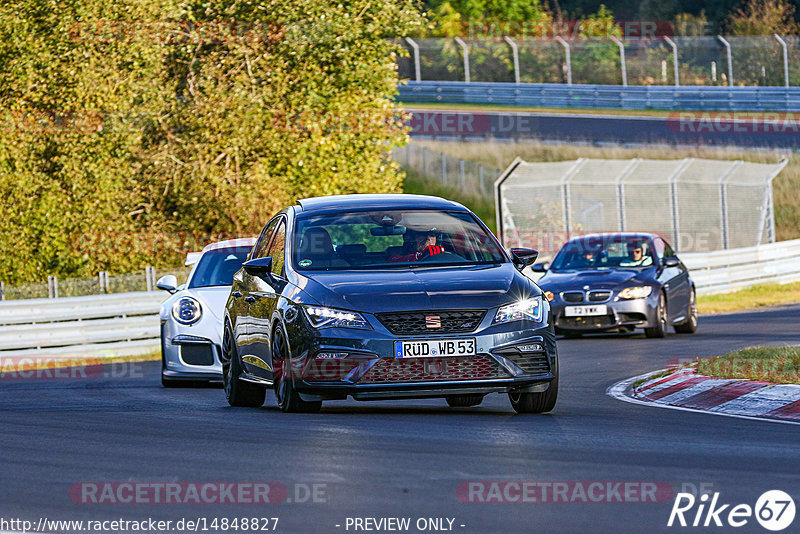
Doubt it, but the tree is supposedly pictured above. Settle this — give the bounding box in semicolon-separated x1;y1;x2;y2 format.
726;0;799;34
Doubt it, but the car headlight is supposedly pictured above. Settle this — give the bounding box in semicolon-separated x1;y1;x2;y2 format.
172;297;202;325
617;286;653;300
304;306;371;330
494;297;544;324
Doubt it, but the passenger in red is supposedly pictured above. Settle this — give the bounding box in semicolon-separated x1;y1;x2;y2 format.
388;230;444;262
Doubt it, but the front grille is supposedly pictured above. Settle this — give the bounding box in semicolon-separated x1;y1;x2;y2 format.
558;315;615;329
376;310;485;336
504;353;550;374
358;356;508;383
561;291;584;303
180;344;215;366
588;290;611;302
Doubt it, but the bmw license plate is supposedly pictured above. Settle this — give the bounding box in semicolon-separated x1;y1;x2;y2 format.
564;305;607;317
394;338;476;358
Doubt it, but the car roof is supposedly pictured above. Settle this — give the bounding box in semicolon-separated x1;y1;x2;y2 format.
185;237;257;266
295;194;468;214
566;232;659;242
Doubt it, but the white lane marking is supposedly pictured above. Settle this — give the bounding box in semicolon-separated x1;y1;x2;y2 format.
606;371;800;427
711;383;800;415
654;378;735;404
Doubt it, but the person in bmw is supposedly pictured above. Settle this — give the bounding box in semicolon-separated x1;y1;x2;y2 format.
222;194;558;414
532;233;698;338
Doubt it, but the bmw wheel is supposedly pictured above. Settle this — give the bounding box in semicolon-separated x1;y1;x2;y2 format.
272;325;322;413
674;289;698;334
222;324;266;407
645;292;668;338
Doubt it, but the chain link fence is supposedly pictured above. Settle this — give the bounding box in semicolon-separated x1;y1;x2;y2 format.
496;157;788;254
399;36;800;87
0;267;192;301
393;143;502;196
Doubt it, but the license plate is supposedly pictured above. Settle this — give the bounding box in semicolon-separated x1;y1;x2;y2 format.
564;305;607;317
394;338;476;358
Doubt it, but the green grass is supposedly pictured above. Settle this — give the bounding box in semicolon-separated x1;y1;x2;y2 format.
412;139;800;242
696;346;800;384
405;102;677;118
403;168;497;233
404;102;799;120
698;282;800;314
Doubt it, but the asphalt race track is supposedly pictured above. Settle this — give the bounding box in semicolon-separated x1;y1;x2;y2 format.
2;306;800;533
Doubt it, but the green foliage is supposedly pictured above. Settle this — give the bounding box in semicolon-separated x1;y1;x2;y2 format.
726;0;799;35
0;0;424;283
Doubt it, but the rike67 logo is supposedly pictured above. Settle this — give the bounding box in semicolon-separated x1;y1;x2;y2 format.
668;490;795;531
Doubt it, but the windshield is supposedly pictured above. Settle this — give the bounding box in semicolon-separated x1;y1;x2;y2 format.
293;210;506;270
550;236;655;271
188;247;251;288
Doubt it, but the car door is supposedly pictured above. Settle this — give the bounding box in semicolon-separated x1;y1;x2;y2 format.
654;237;691;322
247;217;288;381
237;218;279;374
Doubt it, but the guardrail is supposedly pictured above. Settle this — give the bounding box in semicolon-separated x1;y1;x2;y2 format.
1;240;798;361
0;292;164;360
398;81;800;112
681;239;800;295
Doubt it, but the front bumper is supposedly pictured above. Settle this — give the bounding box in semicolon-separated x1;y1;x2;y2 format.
551;295;658;332
160;320;223;379
283;311;558;401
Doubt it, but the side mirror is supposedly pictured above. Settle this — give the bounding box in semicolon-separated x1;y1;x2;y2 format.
156;274;178;294
663;257;680;268
531;262;550;273
243;256;273;278
510;248;539;270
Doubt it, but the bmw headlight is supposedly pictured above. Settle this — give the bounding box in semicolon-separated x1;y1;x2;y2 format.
304;306;371;330
172;297;202;325
617;286;653;300
494;297;544;324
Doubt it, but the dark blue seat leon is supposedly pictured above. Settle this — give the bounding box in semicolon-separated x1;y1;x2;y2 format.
222;194;558;413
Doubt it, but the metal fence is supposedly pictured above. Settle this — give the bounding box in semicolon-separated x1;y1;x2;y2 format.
0;292;163;360
0;267;191;301
399;82;800;112
392;143;502;196
399;36;800;87
496;157;788;253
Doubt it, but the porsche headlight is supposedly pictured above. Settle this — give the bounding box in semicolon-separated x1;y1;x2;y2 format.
617;286;653;300
494;297;544;324
172;297;202;325
304;306;370;330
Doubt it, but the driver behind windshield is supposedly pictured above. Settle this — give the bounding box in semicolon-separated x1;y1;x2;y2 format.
387;229;444;262
619;241;653;267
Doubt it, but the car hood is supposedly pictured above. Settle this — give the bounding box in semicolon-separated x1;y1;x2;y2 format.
537;268;654;291
160;286;231;322
297;263;536;313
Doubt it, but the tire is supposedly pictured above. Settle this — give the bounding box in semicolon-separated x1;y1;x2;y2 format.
674;289;698;334
272;325;322;413
446;394;485;407
644;292;668;338
508;360;558;414
222;324;266;407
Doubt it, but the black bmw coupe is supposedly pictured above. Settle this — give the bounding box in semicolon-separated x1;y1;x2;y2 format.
222;194;558;413
533;233;698;338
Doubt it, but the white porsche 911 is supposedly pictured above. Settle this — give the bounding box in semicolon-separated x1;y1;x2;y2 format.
156;238;255;386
